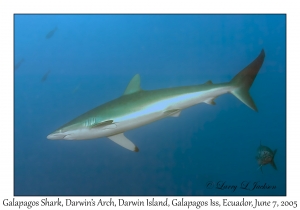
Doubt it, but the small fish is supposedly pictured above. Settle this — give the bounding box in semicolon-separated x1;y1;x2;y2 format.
256;141;277;173
46;26;58;39
14;58;24;70
41;70;51;82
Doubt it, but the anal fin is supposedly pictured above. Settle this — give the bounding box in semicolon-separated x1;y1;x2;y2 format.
204;98;216;105
107;133;139;152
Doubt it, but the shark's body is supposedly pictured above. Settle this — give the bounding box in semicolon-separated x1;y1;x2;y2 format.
47;50;265;152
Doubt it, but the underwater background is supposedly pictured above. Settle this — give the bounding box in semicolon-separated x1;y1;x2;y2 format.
14;14;286;196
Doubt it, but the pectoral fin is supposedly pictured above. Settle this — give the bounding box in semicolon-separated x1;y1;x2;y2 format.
204;98;216;105
90;120;115;128
107;133;139;152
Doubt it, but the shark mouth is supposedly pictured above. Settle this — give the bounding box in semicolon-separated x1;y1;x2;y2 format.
47;133;68;140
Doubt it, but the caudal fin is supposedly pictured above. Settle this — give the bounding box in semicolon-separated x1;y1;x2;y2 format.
230;49;265;111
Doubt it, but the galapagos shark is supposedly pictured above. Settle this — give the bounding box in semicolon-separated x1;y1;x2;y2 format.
47;50;265;152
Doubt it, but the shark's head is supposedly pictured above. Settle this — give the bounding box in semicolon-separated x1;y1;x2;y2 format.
47;123;82;140
47;116;117;141
47;130;73;140
47;132;68;140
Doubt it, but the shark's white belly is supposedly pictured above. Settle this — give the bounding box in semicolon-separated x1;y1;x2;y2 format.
48;49;265;152
69;87;232;140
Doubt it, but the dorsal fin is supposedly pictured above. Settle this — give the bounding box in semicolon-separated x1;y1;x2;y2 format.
124;74;142;95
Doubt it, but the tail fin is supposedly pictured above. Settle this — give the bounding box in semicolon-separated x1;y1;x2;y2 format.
230;49;265;111
270;149;277;170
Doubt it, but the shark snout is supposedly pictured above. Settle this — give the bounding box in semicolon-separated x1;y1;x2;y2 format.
47;133;67;140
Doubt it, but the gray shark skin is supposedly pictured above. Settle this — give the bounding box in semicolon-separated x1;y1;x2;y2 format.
256;141;277;173
47;50;265;152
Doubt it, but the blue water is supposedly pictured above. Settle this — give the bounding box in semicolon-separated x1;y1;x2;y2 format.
14;14;286;196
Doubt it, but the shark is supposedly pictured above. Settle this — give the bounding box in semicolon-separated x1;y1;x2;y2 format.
47;49;265;152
